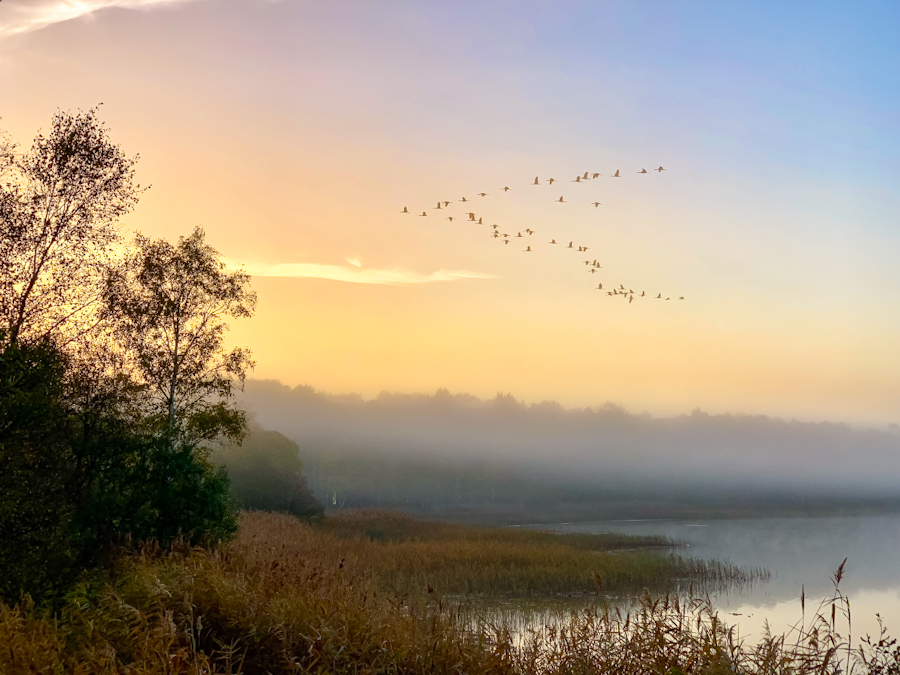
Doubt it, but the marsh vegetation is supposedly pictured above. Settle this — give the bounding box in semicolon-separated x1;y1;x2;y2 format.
12;510;891;675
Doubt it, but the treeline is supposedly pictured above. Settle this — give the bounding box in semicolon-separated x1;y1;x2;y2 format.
0;108;318;605
239;379;900;521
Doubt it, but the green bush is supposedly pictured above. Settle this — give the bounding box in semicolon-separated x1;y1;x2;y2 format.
0;340;78;602
0;339;237;604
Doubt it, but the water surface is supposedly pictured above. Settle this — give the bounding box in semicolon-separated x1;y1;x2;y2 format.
537;514;900;644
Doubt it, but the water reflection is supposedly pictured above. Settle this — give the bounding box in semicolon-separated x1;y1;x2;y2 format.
476;514;900;646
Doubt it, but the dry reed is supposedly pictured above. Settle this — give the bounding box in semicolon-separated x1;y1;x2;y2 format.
0;511;891;674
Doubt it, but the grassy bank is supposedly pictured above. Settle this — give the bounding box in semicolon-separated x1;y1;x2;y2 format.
4;510;887;675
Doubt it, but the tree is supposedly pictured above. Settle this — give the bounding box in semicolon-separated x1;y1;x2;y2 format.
0;107;143;348
0;112;242;604
212;427;323;520
105;226;256;445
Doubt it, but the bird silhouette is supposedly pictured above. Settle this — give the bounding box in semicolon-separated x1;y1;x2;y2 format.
467;212;476;220
442;201;451;207
532;176;540;185
401;206;409;213
504;239;510;245
549;239;557;244
679;296;684;300
641;291;645;297
590;268;597;273
548;177;556;185
459;196;468;202
656;293;662;298
525;228;534;235
582;246;589;251
573;176;582;182
656;166;666;172
516;232;523;237
477;192;488;197
611;170;620;177
591;202;602;207
597;283;603;289
419;211;427;216
503;186;511;191
434;201;442;209
582;171;589;180
478;217;483;224
447;216;454;222
567;241;574;248
525;246;532;252
592;172;600;179
638;168;648;174
557;196;566;203
629;296;633;303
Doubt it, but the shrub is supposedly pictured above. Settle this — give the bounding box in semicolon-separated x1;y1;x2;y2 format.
0;338;237;604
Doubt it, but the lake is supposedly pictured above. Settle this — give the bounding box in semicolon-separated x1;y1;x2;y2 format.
527;514;900;646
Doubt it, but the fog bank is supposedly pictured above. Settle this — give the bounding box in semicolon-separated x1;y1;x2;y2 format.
237;380;900;519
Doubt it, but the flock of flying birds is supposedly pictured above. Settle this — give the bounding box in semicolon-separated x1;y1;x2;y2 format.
400;166;684;303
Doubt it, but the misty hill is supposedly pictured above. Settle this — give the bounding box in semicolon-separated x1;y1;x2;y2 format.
237;380;900;523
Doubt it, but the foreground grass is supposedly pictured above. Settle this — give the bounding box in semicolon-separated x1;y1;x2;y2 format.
1;511;890;674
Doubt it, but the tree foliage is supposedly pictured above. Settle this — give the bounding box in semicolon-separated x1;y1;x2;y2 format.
212;428;323;521
0;336;237;604
105;227;256;445
0;337;76;602
0;108;143;347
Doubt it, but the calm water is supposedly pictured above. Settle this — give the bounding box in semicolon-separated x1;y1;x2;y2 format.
531;514;900;645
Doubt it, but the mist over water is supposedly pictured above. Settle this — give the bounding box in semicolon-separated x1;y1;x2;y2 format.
238;379;900;641
239;379;900;516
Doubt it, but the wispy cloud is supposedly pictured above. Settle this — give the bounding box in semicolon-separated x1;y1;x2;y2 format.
0;0;200;37
227;260;497;286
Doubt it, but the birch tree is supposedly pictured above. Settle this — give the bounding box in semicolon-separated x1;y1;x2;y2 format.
0;108;142;348
105;227;256;445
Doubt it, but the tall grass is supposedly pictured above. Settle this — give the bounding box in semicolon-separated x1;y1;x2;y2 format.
0;510;892;674
508;559;900;675
317;510;765;598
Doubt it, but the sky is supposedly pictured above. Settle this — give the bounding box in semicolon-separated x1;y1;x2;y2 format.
1;0;898;426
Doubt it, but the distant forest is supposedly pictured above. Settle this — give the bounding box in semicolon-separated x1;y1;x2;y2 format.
238;379;900;523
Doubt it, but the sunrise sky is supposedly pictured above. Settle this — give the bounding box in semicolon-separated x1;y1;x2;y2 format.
1;1;898;425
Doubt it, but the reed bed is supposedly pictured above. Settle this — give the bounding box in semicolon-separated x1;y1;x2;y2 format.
317;510;765;597
2;510;891;674
320;509;674;550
